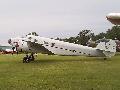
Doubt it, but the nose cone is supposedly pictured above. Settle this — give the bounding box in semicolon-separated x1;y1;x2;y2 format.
8;39;11;44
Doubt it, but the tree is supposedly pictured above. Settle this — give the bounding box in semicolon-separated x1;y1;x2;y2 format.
94;32;106;41
106;26;120;40
67;37;76;43
78;30;94;45
62;30;94;46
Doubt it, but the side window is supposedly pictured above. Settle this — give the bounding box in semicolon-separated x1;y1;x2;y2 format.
51;43;55;47
34;39;38;42
46;45;49;46
73;50;76;52
44;41;48;44
60;48;63;49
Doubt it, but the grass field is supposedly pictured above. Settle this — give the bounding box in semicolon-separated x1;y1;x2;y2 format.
0;54;120;90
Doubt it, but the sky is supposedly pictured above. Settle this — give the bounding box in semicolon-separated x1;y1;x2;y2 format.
0;0;120;45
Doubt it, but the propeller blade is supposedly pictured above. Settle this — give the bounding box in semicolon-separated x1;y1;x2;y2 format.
16;46;18;54
12;47;15;55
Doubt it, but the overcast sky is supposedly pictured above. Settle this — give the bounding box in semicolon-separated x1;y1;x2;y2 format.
0;0;120;45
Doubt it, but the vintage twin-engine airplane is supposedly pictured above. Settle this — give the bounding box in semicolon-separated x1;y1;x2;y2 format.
8;13;120;63
8;33;116;63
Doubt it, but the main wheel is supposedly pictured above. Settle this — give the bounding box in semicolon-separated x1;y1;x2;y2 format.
23;56;30;63
23;57;27;63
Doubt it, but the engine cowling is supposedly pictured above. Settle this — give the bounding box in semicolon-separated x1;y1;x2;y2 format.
106;13;120;25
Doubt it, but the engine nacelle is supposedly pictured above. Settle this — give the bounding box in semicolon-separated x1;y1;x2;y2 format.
106;13;120;25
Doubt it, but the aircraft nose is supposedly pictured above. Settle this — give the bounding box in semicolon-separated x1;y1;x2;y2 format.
8;39;11;44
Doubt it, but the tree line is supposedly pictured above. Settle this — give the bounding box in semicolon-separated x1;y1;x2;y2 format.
29;26;120;46
55;26;120;46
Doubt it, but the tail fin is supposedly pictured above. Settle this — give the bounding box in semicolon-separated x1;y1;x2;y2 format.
96;39;116;57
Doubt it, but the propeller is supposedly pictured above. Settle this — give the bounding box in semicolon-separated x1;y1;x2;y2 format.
11;42;19;55
8;39;19;55
15;42;19;54
12;47;15;55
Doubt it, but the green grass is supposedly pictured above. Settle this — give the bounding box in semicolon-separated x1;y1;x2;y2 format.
0;54;120;90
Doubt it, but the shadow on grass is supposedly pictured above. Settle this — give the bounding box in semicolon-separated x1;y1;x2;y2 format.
30;57;110;64
33;59;82;63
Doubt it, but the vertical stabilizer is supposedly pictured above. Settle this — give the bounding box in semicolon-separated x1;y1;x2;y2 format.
96;39;116;57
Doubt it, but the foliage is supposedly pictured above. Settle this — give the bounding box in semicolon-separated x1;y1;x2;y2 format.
63;30;94;46
60;26;120;47
26;26;120;47
93;32;106;41
106;26;120;40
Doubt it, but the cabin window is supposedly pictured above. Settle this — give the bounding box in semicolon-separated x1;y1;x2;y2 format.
55;47;58;48
105;46;108;49
34;39;38;42
28;37;32;40
69;50;72;51
60;48;63;49
65;49;68;50
46;45;49;46
44;41;48;44
51;43;55;47
79;52;81;53
73;50;76;52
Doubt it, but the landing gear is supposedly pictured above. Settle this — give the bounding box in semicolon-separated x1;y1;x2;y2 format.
104;58;107;60
23;53;35;63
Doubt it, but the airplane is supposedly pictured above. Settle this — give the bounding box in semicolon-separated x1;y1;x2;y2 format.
106;13;120;25
8;13;118;63
8;32;116;63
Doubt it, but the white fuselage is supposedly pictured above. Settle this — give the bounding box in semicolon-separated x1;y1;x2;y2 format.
26;35;106;57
